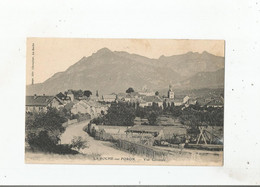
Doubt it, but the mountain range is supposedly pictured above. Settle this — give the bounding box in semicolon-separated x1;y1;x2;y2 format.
26;48;225;95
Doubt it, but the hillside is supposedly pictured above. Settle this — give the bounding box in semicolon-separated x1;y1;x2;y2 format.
158;51;224;77
26;48;224;95
178;68;225;89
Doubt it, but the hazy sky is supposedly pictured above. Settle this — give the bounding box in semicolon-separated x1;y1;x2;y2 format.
26;38;225;85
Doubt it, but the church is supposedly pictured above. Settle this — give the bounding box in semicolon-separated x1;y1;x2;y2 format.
167;85;175;99
165;85;190;106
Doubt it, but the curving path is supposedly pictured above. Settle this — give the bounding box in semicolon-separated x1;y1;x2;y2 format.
60;120;141;158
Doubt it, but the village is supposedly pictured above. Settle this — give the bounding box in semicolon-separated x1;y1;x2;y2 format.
25;84;224;164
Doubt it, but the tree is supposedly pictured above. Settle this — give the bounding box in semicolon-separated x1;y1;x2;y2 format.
163;101;167;111
155;91;159;96
135;107;147;119
103;102;135;126
27;130;56;152
169;102;175;112
178;105;224;127
25;107;67;151
148;112;158;126
84;90;92;97
171;106;183;117
152;102;160;111
90;116;104;125
71;89;84;99
126;87;134;93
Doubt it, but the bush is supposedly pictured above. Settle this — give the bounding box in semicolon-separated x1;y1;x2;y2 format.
71;136;88;151
90;116;104;125
27;131;57;152
25;107;77;154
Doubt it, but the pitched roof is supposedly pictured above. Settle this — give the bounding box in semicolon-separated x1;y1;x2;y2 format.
75;99;107;109
128;92;140;97
117;93;127;97
126;125;187;136
127;125;164;133
26;95;63;106
56;92;71;100
64;102;75;110
81;99;103;107
174;95;188;99
102;94;117;99
142;96;163;103
56;92;66;98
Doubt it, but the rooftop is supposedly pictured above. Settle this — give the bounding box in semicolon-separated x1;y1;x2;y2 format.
141;96;163;103
26;95;63;106
102;94;117;99
127;125;187;135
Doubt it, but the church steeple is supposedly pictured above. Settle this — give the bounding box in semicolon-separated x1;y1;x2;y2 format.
168;84;174;99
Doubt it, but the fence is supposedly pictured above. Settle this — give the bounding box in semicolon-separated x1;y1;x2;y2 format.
117;139;169;160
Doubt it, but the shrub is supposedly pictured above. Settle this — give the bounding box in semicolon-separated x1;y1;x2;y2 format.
25;107;77;154
71;136;88;151
90;116;104;125
27;131;56;152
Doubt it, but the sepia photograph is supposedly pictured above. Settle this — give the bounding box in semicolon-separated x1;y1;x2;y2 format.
2;0;260;184
25;38;225;166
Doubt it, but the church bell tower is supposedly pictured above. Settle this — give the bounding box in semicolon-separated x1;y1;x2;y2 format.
168;84;174;99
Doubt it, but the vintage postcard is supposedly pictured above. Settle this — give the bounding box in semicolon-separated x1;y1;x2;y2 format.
25;38;224;165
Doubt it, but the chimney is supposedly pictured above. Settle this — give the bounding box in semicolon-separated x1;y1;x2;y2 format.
34;94;37;99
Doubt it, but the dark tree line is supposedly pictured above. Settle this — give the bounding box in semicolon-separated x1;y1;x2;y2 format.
90;102;136;126
89;100;223;127
65;89;92;99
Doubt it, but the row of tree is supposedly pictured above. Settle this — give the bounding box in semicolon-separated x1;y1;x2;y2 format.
65;89;93;99
90;101;224;127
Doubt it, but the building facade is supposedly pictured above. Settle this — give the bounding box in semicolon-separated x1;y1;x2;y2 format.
26;95;63;112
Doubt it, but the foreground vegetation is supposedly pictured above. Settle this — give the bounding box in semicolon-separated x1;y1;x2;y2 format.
25;107;87;154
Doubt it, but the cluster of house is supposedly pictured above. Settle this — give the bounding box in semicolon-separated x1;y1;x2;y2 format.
115;86;190;108
26;86;224;118
116;85;223;109
25;91;110;118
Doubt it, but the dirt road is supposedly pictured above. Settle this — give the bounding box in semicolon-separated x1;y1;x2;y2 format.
60;120;141;158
